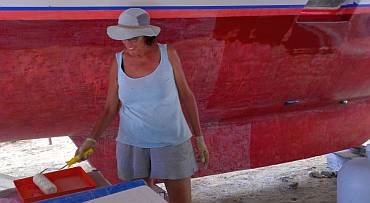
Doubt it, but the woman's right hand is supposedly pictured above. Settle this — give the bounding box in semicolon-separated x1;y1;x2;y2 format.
75;138;97;161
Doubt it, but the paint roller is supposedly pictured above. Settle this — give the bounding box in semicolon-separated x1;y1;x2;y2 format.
32;173;57;194
32;148;93;194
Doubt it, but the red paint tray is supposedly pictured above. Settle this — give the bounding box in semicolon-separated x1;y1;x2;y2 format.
14;166;97;203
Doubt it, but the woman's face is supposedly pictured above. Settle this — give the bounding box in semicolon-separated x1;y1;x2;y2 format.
122;36;146;54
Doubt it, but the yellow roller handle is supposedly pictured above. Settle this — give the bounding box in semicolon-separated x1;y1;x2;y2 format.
66;148;94;167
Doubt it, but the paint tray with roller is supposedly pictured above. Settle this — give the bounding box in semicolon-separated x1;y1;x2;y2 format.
14;167;96;202
14;149;97;203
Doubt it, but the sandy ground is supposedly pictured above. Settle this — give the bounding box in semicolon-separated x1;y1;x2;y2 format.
190;156;336;203
0;136;337;203
0;137;94;178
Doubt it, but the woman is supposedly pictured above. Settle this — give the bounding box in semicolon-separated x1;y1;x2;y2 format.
76;8;209;203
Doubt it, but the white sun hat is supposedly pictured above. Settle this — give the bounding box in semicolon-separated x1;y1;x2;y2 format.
107;8;161;40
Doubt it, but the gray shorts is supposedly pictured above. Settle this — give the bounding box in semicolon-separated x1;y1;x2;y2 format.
116;139;198;180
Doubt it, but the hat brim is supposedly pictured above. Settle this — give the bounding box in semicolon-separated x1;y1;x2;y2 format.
107;25;160;40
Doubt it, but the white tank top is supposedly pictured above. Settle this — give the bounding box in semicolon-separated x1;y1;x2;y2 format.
116;43;192;147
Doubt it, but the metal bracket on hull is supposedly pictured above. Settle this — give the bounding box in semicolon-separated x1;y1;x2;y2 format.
284;100;301;106
305;0;359;9
296;0;359;23
295;0;359;23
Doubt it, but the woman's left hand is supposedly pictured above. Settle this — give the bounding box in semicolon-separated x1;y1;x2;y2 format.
196;136;209;169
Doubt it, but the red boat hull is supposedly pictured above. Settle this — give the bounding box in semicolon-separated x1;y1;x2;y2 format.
2;13;370;182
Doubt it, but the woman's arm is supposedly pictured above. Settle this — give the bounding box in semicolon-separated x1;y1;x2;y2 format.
90;59;120;140
167;45;202;137
76;58;120;159
167;45;209;167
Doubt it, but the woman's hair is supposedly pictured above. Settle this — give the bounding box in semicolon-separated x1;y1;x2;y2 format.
144;36;156;46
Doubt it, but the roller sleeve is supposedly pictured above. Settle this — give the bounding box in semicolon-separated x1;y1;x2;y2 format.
32;173;57;194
